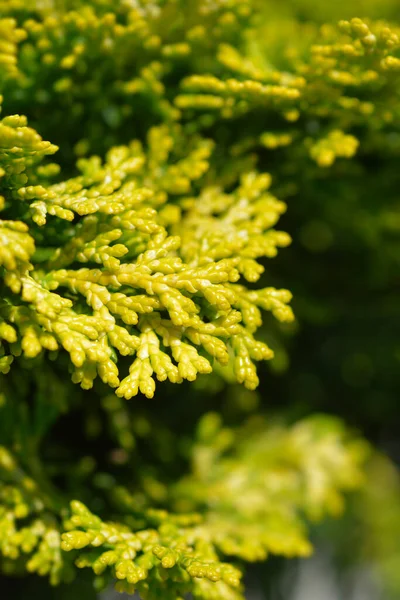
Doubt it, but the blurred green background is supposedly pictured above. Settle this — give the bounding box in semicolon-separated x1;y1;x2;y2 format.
250;0;400;597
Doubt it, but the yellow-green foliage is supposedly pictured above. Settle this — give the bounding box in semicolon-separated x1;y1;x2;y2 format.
0;1;398;599
0;110;293;395
0;416;366;598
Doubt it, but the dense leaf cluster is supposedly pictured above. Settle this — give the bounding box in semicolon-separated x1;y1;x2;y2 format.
1;1;400;599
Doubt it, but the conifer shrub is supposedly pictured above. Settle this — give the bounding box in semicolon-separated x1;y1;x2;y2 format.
0;1;399;599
